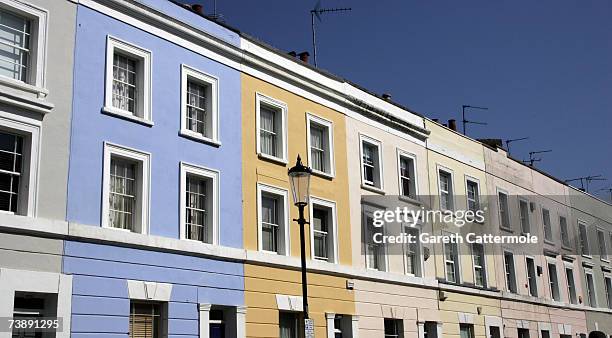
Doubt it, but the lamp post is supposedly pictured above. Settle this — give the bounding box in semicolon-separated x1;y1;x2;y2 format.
288;155;312;326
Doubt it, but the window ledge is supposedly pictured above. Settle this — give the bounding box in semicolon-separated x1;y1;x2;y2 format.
582;254;593;260
102;106;154;126
0;76;48;97
499;226;514;233
361;183;385;195
257;153;287;166
601;258;610;264
543;239;555;246
179;130;221;147
398;195;422;206
561;245;573;251
312;170;334;180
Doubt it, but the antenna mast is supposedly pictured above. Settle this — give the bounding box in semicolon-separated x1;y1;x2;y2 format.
461;105;489;136
310;1;352;67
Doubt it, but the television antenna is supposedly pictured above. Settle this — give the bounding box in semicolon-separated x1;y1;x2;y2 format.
597;187;612;202
522;149;551;166
462;105;488;136
310;1;352;67
565;175;606;193
505;137;529;156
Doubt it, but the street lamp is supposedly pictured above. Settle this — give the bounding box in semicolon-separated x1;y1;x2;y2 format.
288;155;312;326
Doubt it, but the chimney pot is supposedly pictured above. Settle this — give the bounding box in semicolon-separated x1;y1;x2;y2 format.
382;93;392;101
448;119;457;131
298;51;310;63
191;4;204;15
288;51;297;57
432;118;439;123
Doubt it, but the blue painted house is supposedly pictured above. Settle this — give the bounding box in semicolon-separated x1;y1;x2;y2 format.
65;1;245;337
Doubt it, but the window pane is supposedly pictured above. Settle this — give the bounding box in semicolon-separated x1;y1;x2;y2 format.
362;143;376;186
130;302;161;338
186;175;209;243
467;181;479;211
186;79;208;136
566;268;576;304
404;227;420;276
260;105;278;157
313;207;329;260
504;252;516;293
0;131;22;213
262;195;279;252
109;157;137;231
519;200;530;233
542;209;552;241
310;125;326;172
0;8;30;82
113;53;138;114
499;193;510;228
399;156;414;198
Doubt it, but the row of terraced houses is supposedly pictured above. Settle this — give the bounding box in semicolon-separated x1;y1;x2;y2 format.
0;1;611;338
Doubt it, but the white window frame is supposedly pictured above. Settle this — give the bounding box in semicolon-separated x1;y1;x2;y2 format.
464;176;481;213
103;35;153;124
563;262;577;305
256;183;290;255
179;162;220;244
471;242;487;288
306;113;335;178
497;188;511;230
0;113;40;217
0;0;48;91
584;267;597;307
578;220;591;258
525;255;538;297
359;134;384;191
255;93;287;164
309;196;339;263
597;227;608;262
504;250;517;293
396;149;418;199
403;225;423;277
101;142;151;234
179;64;220;145
518;198;531;234
443;233;461;283
546;258;560;302
437;166;455;211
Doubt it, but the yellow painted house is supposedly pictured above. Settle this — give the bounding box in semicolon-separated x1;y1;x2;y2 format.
424;119;503;338
241;73;355;338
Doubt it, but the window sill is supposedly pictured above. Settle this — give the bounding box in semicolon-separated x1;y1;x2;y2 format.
500;226;514;233
398;195;422;206
257;153;287;166
601;258;610;264
311;169;334;180
361;183;385;195
543;239;555;246
561;245;573;251
179;130;221;147
0;76;48;97
582;254;593;260
102;106;154;127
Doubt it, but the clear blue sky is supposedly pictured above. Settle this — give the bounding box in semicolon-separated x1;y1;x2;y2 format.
199;0;612;200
